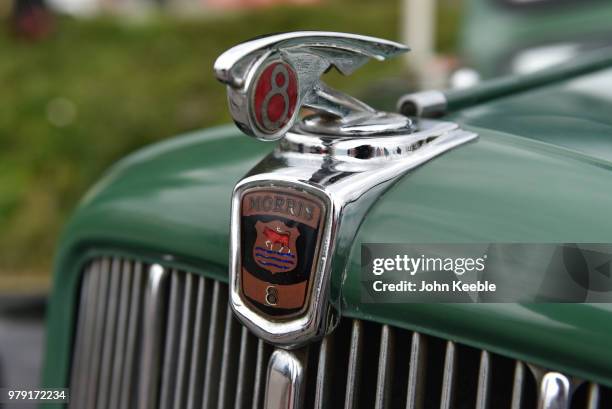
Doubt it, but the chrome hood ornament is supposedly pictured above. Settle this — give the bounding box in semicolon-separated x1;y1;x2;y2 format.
215;32;477;347
214;31;412;141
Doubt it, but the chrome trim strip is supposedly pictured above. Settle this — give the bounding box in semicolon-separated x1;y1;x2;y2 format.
538;372;571;409
264;350;307;409
137;264;169;409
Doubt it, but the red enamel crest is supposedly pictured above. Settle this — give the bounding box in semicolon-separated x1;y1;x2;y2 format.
252;61;298;134
240;188;325;315
253;220;299;274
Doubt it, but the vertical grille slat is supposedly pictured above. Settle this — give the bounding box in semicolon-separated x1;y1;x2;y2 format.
251;339;271;409
118;261;144;409
313;335;334;409
439;341;456;409
96;258;122;409
137;264;169;409
405;332;426;409
108;260;133;409
511;361;526;409
344;319;364;409
187;276;212;409
173;273;198;409
216;304;241;409
69;256;612;409
475;350;491;409
201;281;228;409
69;261;95;409
375;325;395;409
234;326;257;409
159;272;184;409
587;383;600;409
85;257;111;409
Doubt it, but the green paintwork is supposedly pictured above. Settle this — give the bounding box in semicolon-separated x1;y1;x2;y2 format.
346;67;612;386
42;129;275;393
445;47;612;113
44;63;612;390
461;0;612;78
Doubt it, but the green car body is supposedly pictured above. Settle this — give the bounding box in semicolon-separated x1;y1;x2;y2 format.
42;50;612;400
461;0;612;78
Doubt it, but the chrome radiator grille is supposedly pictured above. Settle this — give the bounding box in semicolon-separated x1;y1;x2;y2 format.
69;256;611;409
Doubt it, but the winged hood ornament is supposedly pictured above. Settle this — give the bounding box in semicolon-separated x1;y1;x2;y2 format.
214;31;412;141
215;32;477;347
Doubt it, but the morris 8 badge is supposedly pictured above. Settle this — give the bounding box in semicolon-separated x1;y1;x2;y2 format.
240;188;325;316
215;31;477;347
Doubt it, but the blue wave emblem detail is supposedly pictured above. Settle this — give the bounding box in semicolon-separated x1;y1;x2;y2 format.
255;252;294;264
255;247;296;258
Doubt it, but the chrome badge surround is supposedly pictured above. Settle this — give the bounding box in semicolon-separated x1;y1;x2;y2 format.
231;180;334;346
217;32;478;347
236;184;328;319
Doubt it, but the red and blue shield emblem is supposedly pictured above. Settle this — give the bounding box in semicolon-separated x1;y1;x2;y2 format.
239;188;325;318
253;220;300;274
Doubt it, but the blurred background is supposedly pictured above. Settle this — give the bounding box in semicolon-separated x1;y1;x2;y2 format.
0;0;461;292
2;0;612;395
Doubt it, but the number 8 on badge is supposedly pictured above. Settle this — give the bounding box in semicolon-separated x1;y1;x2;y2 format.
251;60;299;137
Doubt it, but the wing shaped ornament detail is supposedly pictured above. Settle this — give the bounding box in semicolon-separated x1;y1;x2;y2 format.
214;31;412;141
